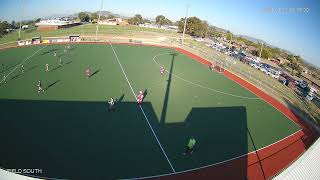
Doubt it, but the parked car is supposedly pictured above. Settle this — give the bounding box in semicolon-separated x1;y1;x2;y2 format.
260;67;268;74
270;72;280;79
295;80;308;89
299;83;307;89
253;63;260;69
306;94;314;101
195;37;204;42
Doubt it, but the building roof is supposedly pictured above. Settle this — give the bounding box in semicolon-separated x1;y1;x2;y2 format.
274;137;320;180
36;18;78;26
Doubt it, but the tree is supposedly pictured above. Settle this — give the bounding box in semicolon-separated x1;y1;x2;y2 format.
10;21;16;29
128;14;143;25
287;55;300;75
91;13;99;21
143;19;151;24
100;16;107;20
134;14;143;24
261;48;271;59
162;18;172;25
155;15;165;26
35;18;41;23
78;12;90;22
107;15;116;19
177;16;207;37
0;21;11;36
226;32;233;41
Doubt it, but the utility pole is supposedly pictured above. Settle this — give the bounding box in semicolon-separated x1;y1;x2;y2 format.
18;0;23;40
259;42;264;59
182;5;189;45
95;0;104;41
229;33;233;49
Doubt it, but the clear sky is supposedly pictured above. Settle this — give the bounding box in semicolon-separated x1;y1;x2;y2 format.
0;0;319;67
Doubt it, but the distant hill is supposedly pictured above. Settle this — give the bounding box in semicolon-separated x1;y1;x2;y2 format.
235;35;269;45
211;25;228;33
70;11;126;19
235;34;296;55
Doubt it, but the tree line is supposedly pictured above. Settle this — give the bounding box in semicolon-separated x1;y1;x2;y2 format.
0;19;40;37
78;12;118;22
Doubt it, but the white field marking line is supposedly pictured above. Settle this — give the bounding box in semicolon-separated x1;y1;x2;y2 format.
125;128;303;180
0;130;303;180
0;45;48;84
220;64;303;129
0;51;305;180
155;52;301;129
108;42;176;173
153;53;260;100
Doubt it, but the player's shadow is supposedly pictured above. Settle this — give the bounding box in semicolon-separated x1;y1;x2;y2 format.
160;52;178;124
57;54;64;58
0;62;20;73
25;65;38;73
113;94;125;110
45;80;60;91
143;89;148;99
6;65;39;81
65;61;72;65
10;73;22;80
117;94;125;104
90;69;100;77
51;65;62;72
41;48;59;55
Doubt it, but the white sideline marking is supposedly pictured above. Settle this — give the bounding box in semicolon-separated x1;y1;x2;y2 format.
153;53;260;100
0;45;48;84
108;42;176;173
0;129;303;180
0;44;305;180
126;129;303;180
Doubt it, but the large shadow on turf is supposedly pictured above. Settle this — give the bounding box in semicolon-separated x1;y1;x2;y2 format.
143;103;250;179
0;98;252;179
0;99;173;180
160;52;178;125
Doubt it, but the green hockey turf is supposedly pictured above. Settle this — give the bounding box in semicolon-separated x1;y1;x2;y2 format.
0;44;301;179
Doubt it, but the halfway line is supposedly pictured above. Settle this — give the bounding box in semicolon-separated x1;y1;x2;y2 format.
108;42;176;173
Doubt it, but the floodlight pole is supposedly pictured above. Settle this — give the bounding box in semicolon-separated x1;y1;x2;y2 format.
229;33;233;49
259;42;263;58
181;5;189;45
18;0;23;40
95;0;104;41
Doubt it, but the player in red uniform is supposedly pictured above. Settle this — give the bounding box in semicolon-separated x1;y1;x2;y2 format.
137;90;144;104
86;68;90;78
210;62;215;70
160;66;165;75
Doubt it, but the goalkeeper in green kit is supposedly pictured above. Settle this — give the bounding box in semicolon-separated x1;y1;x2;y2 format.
183;138;196;155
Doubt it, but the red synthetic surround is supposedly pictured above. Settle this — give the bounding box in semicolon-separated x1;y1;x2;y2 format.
173;47;318;180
